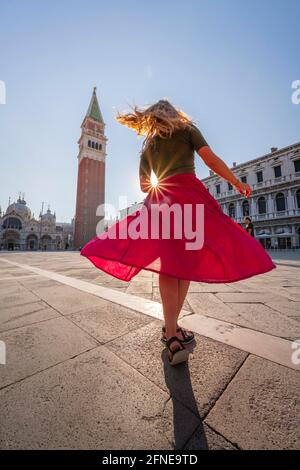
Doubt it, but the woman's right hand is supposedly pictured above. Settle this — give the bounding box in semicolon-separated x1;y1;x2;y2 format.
233;181;252;198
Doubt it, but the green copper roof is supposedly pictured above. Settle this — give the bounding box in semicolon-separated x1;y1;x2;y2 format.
86;87;104;123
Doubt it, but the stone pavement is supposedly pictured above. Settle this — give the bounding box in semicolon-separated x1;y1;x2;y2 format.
0;251;299;450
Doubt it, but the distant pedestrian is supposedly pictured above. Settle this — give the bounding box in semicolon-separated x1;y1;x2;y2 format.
244;216;255;237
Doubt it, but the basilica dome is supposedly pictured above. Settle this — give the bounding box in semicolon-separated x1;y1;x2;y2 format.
41;208;56;222
6;197;32;220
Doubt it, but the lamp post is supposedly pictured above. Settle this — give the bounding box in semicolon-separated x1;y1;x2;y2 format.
39;201;44;250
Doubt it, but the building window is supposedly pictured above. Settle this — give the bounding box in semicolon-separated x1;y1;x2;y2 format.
92;142;95;149
256;170;263;183
99;144;102;150
242;200;249;216
229;203;235;218
294;159;300;172
296;189;300;208
2;217;22;230
241;176;247;183
88;140;91;147
216;184;220;194
274;165;282;178
95;143;98;150
275;192;286;212
228;182;233;190
258;196;266;214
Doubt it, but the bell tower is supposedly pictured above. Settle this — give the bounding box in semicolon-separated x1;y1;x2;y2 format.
74;87;107;248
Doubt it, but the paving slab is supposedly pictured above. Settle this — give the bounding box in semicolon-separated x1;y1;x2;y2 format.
187;292;241;323
0;282;27;294
183;423;237;450
215;292;284;304
0;286;39;309
66;299;154;343
17;276;61;290
126;281;153;295
0;316;99;388
264;299;300;319
225;302;300;339
180;313;297;370
0;346;198;450
31;284;113;315
0;301;59;332
189;282;236;293
205;355;300;450
268;287;300;302
107;320;247;417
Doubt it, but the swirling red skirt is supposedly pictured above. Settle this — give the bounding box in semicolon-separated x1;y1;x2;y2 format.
80;173;276;282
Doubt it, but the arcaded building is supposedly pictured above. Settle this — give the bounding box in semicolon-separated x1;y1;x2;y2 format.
202;141;300;249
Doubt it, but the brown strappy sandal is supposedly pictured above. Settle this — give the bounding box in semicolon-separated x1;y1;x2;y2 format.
166;336;190;366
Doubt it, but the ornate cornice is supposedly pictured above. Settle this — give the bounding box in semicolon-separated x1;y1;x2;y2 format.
201;142;300;182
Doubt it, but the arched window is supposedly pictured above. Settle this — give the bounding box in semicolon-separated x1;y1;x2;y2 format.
229;203;235;218
242;200;249;216
99;144;102;151
92;142;95;149
95;143;98;150
296;189;300;209
88;140;91;147
258;197;266;214
275;192;286;212
2;217;22;230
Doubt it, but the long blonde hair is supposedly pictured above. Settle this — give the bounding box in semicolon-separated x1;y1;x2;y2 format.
116;99;195;149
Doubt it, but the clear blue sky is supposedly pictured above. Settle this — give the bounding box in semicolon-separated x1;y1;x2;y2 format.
0;0;299;221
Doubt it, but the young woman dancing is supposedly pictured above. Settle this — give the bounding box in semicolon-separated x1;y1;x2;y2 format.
81;99;276;366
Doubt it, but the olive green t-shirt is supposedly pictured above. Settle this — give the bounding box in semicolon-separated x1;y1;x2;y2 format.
139;124;209;180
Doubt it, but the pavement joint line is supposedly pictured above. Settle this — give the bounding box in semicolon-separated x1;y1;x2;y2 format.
202;353;250;421
202;421;241;450
0;274;40;281
0;256;299;371
0;313;62;334
0;344;104;392
16;279;108;348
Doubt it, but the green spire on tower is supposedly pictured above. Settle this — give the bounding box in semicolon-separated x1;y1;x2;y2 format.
86;86;104;123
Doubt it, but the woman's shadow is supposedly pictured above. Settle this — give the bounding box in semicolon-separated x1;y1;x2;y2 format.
161;340;208;450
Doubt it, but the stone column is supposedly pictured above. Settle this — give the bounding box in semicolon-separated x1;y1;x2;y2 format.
267;194;274;218
236;201;242;220
291;224;298;248
250;198;256;219
270;225;277;249
287;189;295;215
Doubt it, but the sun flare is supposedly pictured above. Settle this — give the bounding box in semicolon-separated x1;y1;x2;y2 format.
150;171;158;188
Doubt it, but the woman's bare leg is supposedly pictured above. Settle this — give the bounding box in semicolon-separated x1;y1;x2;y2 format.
178;279;190;318
159;273;181;356
159;275;191;355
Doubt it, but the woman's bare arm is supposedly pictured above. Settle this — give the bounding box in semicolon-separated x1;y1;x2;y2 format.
198;146;252;197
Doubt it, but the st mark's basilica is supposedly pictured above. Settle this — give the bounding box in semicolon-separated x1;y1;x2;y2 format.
0;195;73;251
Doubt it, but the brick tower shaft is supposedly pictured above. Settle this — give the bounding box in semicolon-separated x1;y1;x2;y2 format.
74;88;107;249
